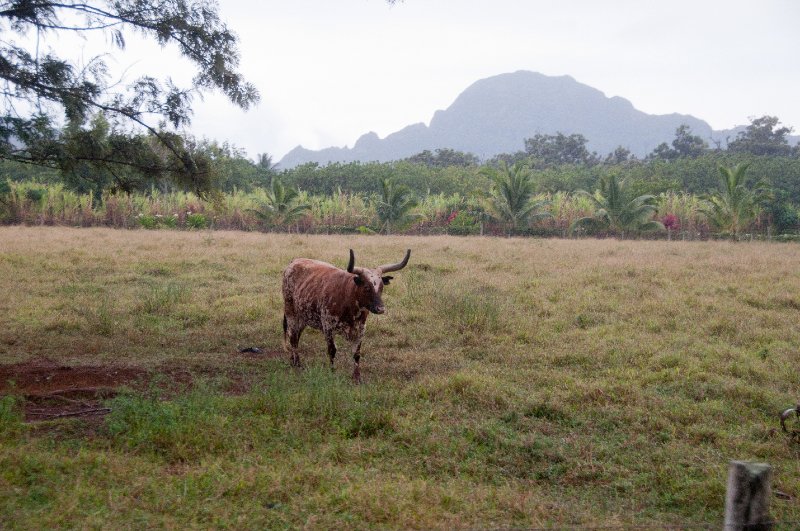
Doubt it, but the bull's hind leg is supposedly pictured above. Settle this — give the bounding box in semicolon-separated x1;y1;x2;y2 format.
284;315;304;367
289;327;304;367
324;330;337;369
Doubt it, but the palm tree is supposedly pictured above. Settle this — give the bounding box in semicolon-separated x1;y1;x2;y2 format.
701;164;771;240
256;153;277;172
570;174;664;237
249;176;310;231
483;161;550;235
253;153;278;188
375;178;420;234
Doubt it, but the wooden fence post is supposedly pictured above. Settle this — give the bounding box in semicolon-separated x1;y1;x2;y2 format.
724;461;772;530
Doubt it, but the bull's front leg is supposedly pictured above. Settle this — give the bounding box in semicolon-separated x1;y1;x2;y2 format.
351;339;363;384
349;319;367;384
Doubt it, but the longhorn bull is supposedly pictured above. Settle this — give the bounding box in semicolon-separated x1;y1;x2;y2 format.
282;248;411;382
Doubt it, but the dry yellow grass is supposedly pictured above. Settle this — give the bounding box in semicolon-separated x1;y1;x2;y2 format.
1;226;800;528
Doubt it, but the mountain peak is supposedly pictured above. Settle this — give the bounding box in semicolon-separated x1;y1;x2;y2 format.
354;131;380;149
279;71;714;168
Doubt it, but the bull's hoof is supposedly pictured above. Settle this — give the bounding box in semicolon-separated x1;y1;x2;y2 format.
352;367;362;384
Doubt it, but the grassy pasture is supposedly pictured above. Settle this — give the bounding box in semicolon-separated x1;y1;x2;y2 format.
1;226;800;529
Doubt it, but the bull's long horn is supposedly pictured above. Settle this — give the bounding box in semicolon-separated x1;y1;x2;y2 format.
780;404;800;433
347;249;356;273
378;249;411;273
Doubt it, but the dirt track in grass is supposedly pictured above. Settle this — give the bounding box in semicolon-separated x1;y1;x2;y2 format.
0;351;284;421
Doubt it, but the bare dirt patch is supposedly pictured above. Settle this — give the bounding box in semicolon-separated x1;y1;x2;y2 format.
0;351;284;422
0;359;146;421
0;359;146;396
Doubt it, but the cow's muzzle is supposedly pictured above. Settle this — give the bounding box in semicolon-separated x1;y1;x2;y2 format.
370;305;385;315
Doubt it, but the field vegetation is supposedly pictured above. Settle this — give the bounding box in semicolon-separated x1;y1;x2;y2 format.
0;174;788;241
3;119;800;240
2;227;800;528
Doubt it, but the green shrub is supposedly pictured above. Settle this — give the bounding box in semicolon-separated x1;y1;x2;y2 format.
138;214;179;229
356;225;376;235
161;214;178;228
25;187;46;203
186;213;208;229
448;211;480;235
138;214;158;229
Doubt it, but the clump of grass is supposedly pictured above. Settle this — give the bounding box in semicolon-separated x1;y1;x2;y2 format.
436;288;503;333
523;401;570;423
0;395;24;438
340;406;394;439
574;312;601;329
706;318;737;338
88;297;116;336
104;383;233;462
419;372;510;412
138;281;190;315
773;295;800;310
245;367;397;440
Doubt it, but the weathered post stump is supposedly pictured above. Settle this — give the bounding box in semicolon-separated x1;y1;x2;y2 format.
724;461;772;530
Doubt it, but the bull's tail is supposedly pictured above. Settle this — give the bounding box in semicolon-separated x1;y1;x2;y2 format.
282;314;289;351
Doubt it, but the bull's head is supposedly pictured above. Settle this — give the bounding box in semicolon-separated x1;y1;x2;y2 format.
347;248;410;314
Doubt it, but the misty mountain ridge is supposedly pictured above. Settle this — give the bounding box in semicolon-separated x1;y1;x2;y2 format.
279;71;797;168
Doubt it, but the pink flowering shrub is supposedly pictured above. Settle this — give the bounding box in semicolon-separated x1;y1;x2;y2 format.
662;213;680;230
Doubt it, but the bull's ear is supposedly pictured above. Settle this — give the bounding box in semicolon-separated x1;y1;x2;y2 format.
381;276;393;285
353;275;364;286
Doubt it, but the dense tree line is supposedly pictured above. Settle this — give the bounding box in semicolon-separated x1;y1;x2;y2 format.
278;115;800;199
2;114;800;236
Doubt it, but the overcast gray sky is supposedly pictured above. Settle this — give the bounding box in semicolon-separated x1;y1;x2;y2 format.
58;0;800;161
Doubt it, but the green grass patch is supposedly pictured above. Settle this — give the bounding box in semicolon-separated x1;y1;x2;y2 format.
2;228;800;528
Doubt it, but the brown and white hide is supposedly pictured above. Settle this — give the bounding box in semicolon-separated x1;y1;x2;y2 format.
282;249;410;382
